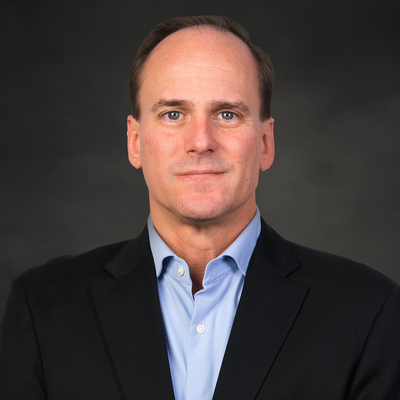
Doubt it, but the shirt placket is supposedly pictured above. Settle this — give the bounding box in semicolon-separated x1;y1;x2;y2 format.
186;288;214;400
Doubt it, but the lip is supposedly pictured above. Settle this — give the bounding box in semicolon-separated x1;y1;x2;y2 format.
177;170;225;176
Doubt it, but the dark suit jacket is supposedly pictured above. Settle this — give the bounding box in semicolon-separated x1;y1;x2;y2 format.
1;219;400;399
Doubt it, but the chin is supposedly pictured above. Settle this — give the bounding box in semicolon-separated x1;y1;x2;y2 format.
174;201;232;223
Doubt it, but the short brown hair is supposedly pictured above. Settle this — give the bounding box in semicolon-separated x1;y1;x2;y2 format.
129;15;274;121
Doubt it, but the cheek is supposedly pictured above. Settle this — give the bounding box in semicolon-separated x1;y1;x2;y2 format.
141;131;176;186
140;136;162;183
141;132;163;165
238;135;261;168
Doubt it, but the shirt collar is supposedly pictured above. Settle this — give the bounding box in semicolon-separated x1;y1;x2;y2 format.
148;207;261;278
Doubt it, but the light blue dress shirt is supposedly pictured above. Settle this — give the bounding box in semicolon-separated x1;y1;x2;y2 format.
148;209;261;400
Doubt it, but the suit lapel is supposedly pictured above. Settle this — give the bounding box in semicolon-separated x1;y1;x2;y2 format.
89;228;175;400
213;220;309;399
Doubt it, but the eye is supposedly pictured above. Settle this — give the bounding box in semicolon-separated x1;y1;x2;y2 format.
219;111;236;120
164;111;181;120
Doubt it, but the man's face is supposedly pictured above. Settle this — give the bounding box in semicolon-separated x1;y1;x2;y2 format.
127;27;274;225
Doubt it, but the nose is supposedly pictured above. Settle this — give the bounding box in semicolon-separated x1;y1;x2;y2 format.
183;116;218;154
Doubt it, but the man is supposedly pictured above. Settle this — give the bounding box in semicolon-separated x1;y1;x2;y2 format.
1;15;399;400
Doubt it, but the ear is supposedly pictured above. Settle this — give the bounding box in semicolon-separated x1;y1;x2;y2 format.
259;117;275;171
127;115;142;169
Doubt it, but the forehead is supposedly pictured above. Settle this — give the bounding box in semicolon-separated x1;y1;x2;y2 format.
148;26;254;66
139;27;259;108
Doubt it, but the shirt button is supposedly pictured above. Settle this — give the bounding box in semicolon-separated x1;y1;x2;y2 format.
196;324;206;334
177;266;185;276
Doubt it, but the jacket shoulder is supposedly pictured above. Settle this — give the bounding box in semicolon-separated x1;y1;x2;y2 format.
258;219;396;292
287;240;397;300
17;240;131;294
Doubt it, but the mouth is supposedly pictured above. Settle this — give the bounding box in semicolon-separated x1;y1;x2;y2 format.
176;170;226;183
178;170;225;177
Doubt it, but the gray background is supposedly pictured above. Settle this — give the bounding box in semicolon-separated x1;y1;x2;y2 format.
1;0;399;319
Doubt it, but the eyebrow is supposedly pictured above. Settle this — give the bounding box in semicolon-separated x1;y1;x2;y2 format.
150;99;194;112
210;101;251;115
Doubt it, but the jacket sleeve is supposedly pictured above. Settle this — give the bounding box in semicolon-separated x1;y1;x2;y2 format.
0;276;47;399
347;284;400;399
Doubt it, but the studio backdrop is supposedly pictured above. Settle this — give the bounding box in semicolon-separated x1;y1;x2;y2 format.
1;0;399;318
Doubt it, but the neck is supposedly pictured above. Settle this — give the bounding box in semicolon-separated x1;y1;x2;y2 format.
150;203;257;292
